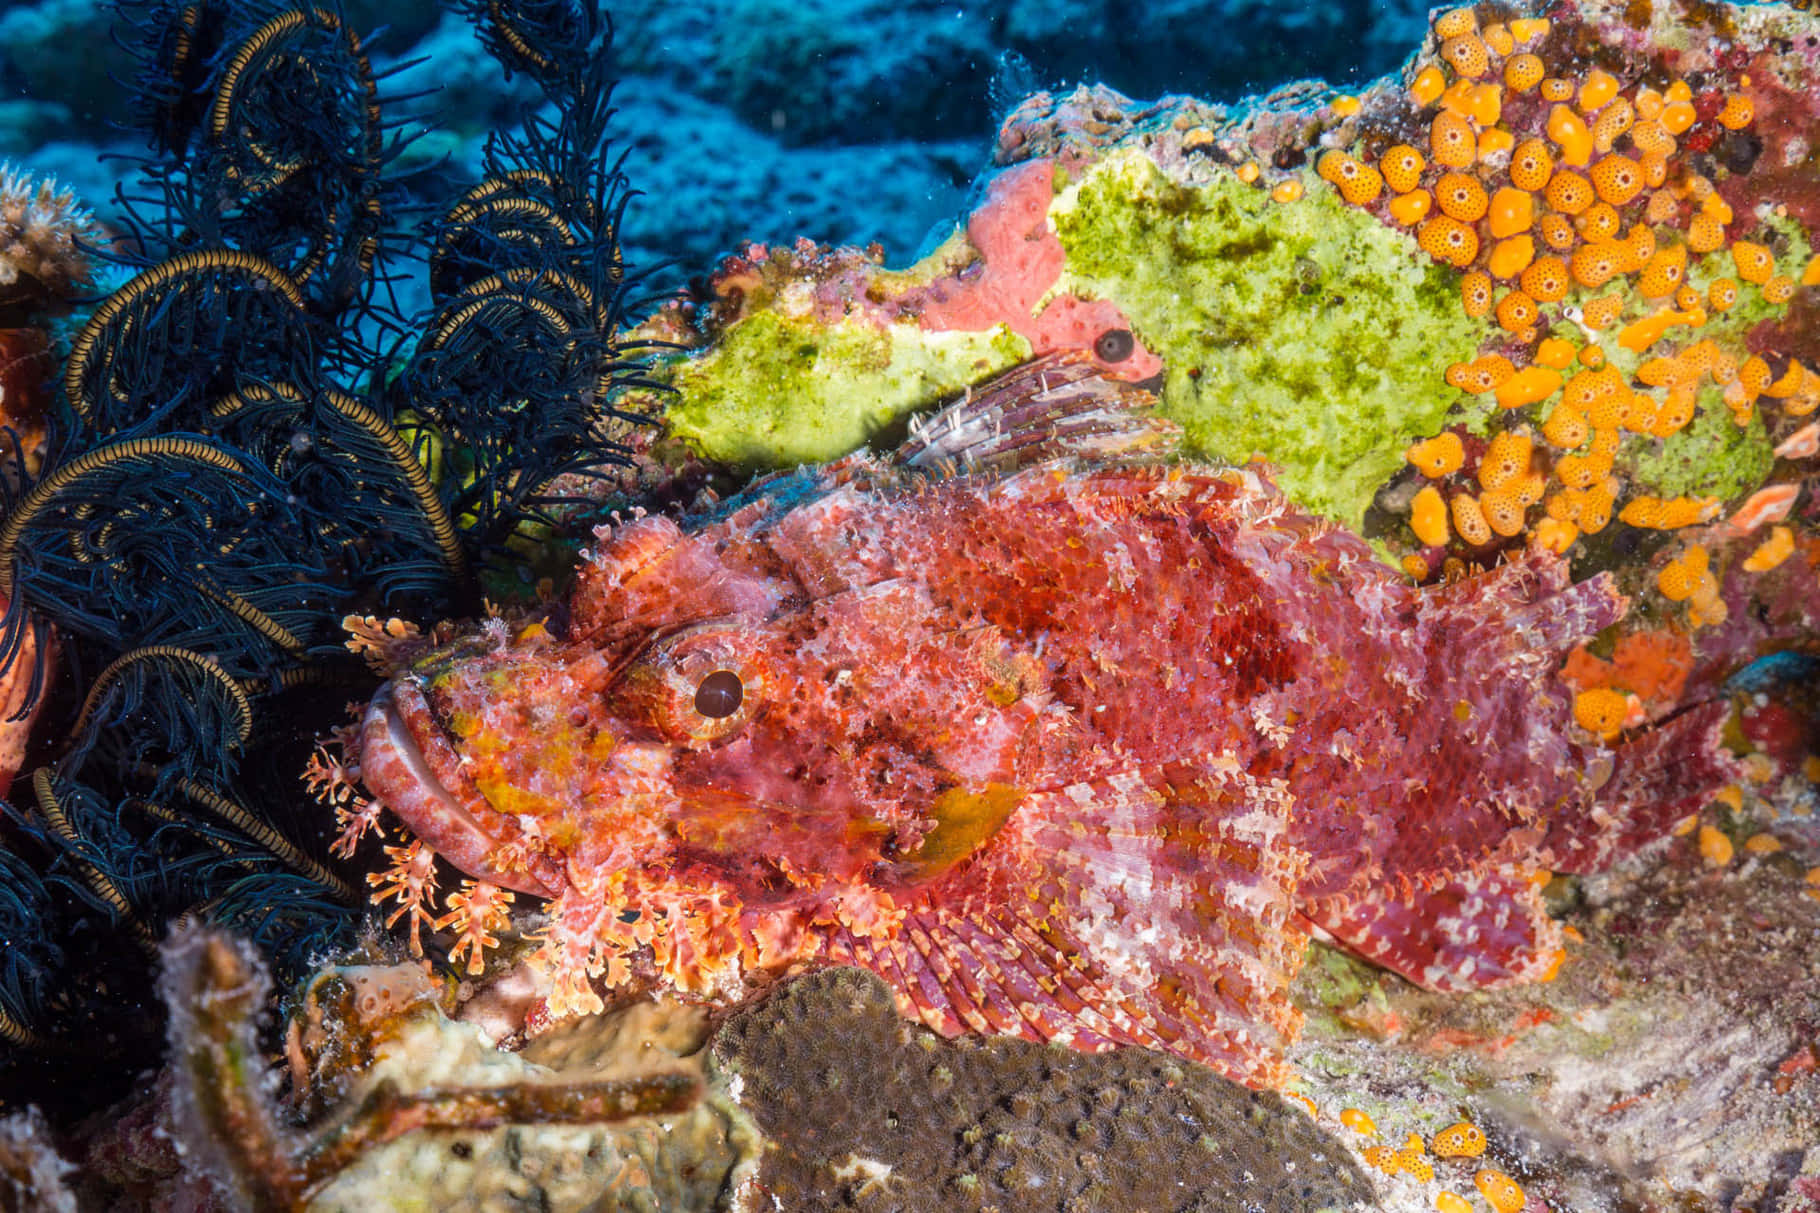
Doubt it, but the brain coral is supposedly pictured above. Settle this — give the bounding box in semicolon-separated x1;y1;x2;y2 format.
713;967;1372;1212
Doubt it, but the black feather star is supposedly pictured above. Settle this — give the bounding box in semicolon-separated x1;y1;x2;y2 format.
0;0;659;1113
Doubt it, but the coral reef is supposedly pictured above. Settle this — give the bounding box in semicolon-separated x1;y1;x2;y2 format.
0;0;1817;1207
0;1107;76;1211
713;965;1373;1212
1288;806;1820;1211
0;166;92;316
158;926;732;1211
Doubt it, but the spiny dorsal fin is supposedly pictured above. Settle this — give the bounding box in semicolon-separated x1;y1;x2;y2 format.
893;352;1179;476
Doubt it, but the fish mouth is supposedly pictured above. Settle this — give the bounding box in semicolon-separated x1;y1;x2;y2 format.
358;680;563;898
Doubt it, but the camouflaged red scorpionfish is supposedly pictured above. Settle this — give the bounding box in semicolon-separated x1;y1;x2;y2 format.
330;354;1735;1088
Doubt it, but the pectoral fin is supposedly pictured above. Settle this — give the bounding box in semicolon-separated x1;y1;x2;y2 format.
829;762;1309;1089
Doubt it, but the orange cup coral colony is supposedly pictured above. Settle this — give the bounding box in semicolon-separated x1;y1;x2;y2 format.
1317;5;1816;615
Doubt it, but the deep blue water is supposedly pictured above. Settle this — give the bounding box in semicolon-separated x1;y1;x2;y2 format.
0;0;1433;279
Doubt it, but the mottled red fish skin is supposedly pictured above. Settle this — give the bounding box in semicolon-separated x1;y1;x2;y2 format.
353;360;1736;1088
566;463;1619;900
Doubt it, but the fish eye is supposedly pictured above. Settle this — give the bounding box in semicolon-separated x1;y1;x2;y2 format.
694;669;743;719
1093;327;1134;363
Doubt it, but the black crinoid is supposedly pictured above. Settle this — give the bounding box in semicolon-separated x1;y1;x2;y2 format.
0;0;658;1113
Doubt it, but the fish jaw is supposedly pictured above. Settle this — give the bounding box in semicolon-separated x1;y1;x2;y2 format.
357;680;564;898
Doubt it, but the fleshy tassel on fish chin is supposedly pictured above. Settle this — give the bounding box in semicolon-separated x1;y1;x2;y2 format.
529;869;790;1019
827;761;1310;1090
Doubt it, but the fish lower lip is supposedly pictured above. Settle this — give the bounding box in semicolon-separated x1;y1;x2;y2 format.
359;681;562;898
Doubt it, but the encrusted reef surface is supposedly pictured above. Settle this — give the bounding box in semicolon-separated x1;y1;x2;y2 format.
22;0;1820;1210
1290;801;1820;1213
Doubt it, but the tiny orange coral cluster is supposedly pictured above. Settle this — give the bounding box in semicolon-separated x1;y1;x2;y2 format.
1323;1102;1522;1209
1316;6;1815;595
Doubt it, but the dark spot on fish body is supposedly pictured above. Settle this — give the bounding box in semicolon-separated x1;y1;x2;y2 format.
1717;130;1763;176
1093;328;1134;363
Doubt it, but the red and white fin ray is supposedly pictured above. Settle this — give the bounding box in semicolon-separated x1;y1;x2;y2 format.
1302;862;1564;993
1542;699;1742;874
888;351;1178;475
831;762;1308;1089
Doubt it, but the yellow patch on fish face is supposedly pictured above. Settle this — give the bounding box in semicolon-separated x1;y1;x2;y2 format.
889;782;1025;882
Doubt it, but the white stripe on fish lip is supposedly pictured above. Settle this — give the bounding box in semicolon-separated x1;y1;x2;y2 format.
358;680;564;898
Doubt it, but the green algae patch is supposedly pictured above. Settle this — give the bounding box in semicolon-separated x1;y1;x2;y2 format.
662;311;1025;468
1051;151;1488;526
1627;388;1775;500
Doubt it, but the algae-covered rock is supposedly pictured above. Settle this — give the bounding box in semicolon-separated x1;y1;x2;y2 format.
303;991;752;1213
661;310;1026;468
1051;149;1486;527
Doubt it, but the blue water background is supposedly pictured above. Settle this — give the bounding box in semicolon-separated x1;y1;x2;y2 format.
0;0;1432;286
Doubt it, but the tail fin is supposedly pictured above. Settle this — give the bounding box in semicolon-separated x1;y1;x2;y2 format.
1542;700;1742;874
1302;863;1563;993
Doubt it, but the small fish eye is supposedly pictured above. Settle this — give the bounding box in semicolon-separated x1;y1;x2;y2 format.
1093;327;1134;363
693;669;743;719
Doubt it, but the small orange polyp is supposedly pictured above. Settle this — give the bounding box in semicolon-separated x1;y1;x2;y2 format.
1431;1121;1488;1158
1547;103;1594;166
1388;189;1433;225
1574;687;1631;739
1743;525;1795;572
1505;52;1545;92
1412;64;1447;107
1488;187;1535;237
1489;235;1536;279
1411;487;1451;547
1407;432;1466;476
1468;82;1503;126
1660;99;1697;134
1578;68;1619;112
1479;127;1515;160
1535;337;1576;369
1495;366;1561;409
1617;307;1701;354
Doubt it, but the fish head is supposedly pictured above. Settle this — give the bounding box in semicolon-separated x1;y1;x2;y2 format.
357;519;1051;906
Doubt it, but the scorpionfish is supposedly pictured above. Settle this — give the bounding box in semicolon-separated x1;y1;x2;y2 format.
338;354;1734;1088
